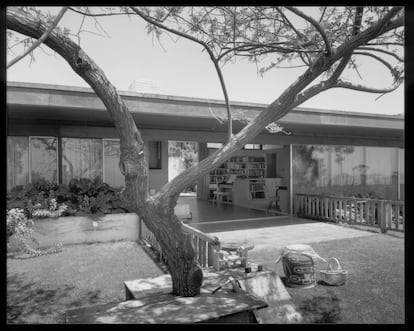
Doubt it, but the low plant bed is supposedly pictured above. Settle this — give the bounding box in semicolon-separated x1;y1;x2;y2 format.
7;178;131;257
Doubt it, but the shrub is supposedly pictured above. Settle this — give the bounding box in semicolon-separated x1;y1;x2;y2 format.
7;178;127;217
7;208;63;257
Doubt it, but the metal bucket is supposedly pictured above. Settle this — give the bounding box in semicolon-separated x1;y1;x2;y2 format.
282;252;316;288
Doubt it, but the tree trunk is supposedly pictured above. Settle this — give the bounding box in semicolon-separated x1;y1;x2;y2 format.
140;199;203;296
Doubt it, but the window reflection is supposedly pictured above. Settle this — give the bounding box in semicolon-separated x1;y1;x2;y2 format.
7;136;29;190
30;137;58;183
148;141;162;169
104;139;125;188
62;138;102;184
293;144;400;200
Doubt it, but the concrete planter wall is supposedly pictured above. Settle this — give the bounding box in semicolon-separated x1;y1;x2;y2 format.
8;213;140;251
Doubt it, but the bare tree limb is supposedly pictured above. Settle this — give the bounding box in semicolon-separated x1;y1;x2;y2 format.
7;7;69;68
327;6;364;84
275;7;312;64
353;51;398;78
68;7;128;17
285;6;332;55
367;41;404;47
334;80;401;93
130;6;234;143
357;46;404;62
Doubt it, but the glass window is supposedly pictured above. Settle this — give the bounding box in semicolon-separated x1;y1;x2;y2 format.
207;142;223;149
399;148;404;200
365;147;398;185
148;141;162;169
293;144;400;200
243;144;262;150
30;137;58;184
104;139;125;188
7;136;29;190
62;138;103;184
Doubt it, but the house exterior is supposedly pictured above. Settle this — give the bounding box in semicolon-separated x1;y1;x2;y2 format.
7;82;404;215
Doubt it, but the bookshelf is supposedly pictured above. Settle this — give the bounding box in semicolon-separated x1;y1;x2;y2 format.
209;156;266;185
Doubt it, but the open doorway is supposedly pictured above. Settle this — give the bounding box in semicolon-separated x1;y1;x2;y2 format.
168;141;199;196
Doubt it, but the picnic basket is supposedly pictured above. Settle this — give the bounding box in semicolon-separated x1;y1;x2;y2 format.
320;257;348;286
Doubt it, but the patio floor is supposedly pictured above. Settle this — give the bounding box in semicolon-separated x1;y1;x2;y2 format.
176;196;378;248
177;195;276;223
176;195;314;233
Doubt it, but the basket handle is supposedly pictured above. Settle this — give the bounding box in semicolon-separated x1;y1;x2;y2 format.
327;257;342;271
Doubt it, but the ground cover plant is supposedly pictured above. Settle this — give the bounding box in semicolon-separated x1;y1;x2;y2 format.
7;208;63;257
249;234;404;324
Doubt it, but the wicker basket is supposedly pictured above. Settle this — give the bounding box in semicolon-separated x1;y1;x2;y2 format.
320;258;348;286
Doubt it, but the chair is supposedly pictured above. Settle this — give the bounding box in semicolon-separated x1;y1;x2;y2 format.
213;174;237;203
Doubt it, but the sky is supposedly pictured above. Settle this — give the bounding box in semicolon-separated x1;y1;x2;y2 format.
6;6;404;116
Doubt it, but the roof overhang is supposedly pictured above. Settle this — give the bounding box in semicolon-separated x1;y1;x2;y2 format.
7;82;404;147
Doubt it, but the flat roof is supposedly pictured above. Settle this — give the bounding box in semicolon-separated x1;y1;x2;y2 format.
7;81;404;147
7;81;404;120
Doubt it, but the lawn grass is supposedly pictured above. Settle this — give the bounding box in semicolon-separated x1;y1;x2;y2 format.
249;234;404;324
7;241;164;324
7;232;404;324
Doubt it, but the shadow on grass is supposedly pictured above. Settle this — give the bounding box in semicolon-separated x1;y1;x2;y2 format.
279;276;341;324
7;273;110;324
297;293;341;324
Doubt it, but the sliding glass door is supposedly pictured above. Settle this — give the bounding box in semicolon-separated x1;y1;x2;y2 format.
103;139;125;188
30;137;58;184
7;136;29;190
61;138;103;184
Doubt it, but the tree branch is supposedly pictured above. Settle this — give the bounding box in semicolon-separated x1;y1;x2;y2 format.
275;7;312;64
7;7;69;68
327;6;364;84
158;6;403;198
285;6;332;55
69;7;128;17
353;51;399;80
357;46;403;62
334;80;401;94
130;6;234;143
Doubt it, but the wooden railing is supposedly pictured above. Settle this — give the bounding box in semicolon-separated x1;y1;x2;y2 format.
138;218;221;270
295;194;404;233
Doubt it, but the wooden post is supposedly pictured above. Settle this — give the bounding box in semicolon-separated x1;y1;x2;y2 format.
379;200;388;233
138;216;142;243
294;195;299;215
208;243;221;271
351;199;357;224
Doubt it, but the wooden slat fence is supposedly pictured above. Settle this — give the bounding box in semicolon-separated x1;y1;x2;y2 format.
138;218;221;270
295;193;404;233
